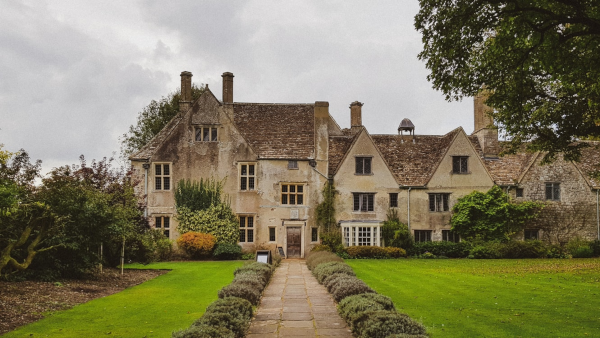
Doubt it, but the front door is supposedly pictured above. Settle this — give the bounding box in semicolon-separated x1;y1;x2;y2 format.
286;227;301;258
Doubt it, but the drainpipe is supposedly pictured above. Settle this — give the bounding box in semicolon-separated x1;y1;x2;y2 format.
142;163;150;218
407;187;412;230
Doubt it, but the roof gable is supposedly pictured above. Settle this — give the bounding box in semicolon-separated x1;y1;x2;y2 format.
232;103;315;159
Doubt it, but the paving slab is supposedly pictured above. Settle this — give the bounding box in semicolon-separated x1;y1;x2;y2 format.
247;260;353;337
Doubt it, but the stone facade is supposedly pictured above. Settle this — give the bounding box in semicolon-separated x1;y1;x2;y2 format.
131;71;600;257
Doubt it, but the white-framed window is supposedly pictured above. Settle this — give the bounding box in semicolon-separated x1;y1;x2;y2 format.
355;157;372;175
195;126;218;142
429;193;450;212
311;227;318;242
341;223;381;247
155;216;171;238
239;215;254;243
545;183;560;201
442;230;460;243
282;184;304;205
452;156;469;174
154;163;171;190
239;163;256;191
269;227;276;242
288;160;298;169
353;193;375;212
414;230;432;242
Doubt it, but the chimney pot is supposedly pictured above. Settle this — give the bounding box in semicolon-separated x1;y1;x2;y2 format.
179;71;193;113
222;72;234;103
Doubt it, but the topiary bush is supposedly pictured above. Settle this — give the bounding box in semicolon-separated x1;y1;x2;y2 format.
330;277;375;302
313;261;356;283
218;281;262;305
306;251;343;270
324;273;357;293
234;262;273;281
204;297;253;321
353;310;427;338
172;324;235;338
338;293;397;325
195;311;248;338
176;232;216;259
213;243;242;260
234;270;268;288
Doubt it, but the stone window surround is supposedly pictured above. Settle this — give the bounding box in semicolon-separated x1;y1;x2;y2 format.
451;155;470;174
353;192;375;212
311;227;319;243
239;162;256;191
268;226;276;242
429;193;450;212
154;214;171;239
414;229;432;242
341;222;381;247
239;214;255;243
281;183;305;205
355;156;373;175
194;125;219;142
153;162;172;191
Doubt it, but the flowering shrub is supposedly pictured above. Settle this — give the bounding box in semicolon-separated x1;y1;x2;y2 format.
176;232;216;258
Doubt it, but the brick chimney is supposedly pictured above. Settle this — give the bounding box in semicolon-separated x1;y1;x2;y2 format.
222;72;234;103
179;71;193;113
473;91;499;158
350;101;363;132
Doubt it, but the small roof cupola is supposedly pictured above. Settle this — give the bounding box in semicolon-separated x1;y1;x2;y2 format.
398;118;415;143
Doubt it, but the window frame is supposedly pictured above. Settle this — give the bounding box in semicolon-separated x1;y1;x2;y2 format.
268;227;276;242
545;182;560;201
452;156;469;174
429;193;450;212
239;163;256;191
353;193;375;212
154;215;171;238
288;160;298;170
341;224;381;247
389;193;398;208
516;188;524;198
355;156;373;175
442;230;460;243
524;229;539;240
281;183;305;205
195;126;218;142
311;227;319;243
238;215;255;243
154;163;171;191
414;230;432;243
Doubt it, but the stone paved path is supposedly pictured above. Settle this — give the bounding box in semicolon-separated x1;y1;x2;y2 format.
247;260;353;337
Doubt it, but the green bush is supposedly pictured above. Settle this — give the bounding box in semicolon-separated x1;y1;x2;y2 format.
234;270;268;288
353;310;427;338
313;262;356;283
338;293;396;325
176;204;239;244
572;246;594;258
469;243;503;259
272;252;282;267
129;229;173;263
382;209;414;250
566;237;593;258
331;276;375;302
320;230;345;253
499;240;548;258
346;246;406;259
204;297;253;321
195;311;248;338
384;247;407;258
409;241;472;258
306;251;343;270
311;244;332;252
218;282;262;305
590;240;600;257
213;243;242;260
324;273;357;293
172;324;235;338
234;262;273;281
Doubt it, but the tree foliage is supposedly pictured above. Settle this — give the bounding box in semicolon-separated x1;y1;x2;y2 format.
451;186;543;241
316;181;337;232
175;178;223;212
415;0;600;161
120;84;205;159
381;208;414;250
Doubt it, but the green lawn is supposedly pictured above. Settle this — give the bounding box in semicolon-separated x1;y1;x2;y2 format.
4;261;243;338
347;258;600;338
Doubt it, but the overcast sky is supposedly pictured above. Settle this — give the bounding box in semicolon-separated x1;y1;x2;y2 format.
0;0;474;173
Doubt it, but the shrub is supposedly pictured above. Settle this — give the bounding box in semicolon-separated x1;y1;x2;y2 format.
171;324;235;338
306;251;343;270
346;246;405;259
590;240;600;257
176;204;239;244
218;282;262;305
234;262;273;281
130;229;173;263
338;293;396;325
176;232;216;259
384;247;407;258
409;241;472;258
213;243;242;260
386;335;429;338
313;261;355;283
320;230;345;254
195;311;248;338
324;273;357;293
204;297;253;321
353;310;427;338
572;246;594;258
382;209;414;250
272;252;282;267
331;276;375;302
499;240;548;258
233;271;268;289
469;242;503;259
311;244;332;252
566;237;593;258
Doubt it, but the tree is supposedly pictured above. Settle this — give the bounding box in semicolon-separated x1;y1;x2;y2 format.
415;1;600;161
120;84;205;159
451;186;543;241
381;208;414;250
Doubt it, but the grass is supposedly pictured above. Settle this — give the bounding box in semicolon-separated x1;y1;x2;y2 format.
346;258;600;338
4;261;243;338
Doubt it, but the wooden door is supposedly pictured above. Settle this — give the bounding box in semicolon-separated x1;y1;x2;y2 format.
286;227;301;258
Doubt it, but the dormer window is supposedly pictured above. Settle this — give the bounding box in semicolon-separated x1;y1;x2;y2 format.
195;126;218;142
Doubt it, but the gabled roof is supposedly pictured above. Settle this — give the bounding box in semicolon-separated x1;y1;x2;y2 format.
232;103;315;160
371;128;460;186
328;133;359;175
473;140;538;186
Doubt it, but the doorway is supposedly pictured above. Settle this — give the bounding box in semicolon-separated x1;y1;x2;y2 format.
286;227;301;258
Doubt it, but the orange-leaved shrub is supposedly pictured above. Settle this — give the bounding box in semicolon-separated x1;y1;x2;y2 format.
177;232;216;258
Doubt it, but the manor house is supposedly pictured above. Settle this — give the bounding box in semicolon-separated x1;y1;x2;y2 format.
130;71;600;258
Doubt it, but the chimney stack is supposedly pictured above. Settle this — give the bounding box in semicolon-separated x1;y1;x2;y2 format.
222;72;234;103
179;71;193;113
473;91;499;158
350;101;363;131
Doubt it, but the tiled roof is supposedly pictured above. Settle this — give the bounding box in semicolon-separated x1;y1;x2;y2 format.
130;113;185;161
233;103;315;159
572;141;600;188
328;134;357;175
371;128;460;186
468;139;536;185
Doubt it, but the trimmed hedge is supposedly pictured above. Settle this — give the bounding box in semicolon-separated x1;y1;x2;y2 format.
324;273;357;293
172;324;235;338
408;241;472;258
233;262;273;281
218;280;262;305
330;276;375;302
338;293;396;325
354;310;427;338
313;261;356;283
213;243;242;260
346;246;407;259
306;251;343;270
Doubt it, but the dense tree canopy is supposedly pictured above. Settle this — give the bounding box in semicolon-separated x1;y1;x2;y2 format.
120;84;204;159
415;0;600;161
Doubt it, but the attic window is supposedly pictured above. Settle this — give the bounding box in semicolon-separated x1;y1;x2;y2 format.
195;126;218;142
355;157;372;175
452;156;469;174
288;160;298;170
